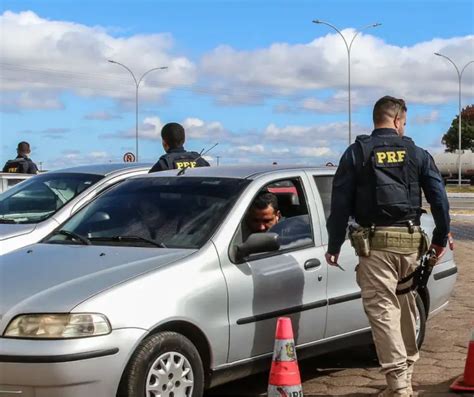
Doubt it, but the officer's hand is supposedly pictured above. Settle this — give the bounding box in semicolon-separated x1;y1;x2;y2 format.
325;252;339;266
448;233;454;251
429;244;446;260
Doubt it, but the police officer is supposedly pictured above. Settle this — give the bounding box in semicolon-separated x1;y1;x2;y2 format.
325;96;450;397
149;122;210;173
2;141;39;174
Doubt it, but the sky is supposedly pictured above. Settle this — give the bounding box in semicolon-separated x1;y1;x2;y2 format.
0;0;473;170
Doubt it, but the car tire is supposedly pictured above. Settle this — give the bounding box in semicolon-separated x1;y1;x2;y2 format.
119;331;204;397
415;292;427;349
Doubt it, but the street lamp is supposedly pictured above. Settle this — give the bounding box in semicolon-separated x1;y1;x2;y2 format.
312;20;381;145
108;60;167;162
434;52;474;186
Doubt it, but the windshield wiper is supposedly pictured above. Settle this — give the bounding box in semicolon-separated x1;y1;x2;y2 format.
0;218;17;224
89;235;167;248
52;230;91;245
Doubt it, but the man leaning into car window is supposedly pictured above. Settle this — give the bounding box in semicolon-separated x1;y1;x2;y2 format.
245;192;281;236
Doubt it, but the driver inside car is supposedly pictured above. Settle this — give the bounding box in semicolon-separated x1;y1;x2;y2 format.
244;191;281;235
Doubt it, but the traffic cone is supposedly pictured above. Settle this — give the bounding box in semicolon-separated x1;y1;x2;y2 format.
268;317;303;397
450;330;474;392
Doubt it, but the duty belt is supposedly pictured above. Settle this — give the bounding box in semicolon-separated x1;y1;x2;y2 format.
349;225;430;257
370;228;425;251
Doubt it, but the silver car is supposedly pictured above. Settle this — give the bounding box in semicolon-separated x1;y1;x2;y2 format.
0;163;151;255
0;165;457;397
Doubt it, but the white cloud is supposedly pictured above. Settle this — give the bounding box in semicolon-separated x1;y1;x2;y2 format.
45;150;115;169
234;144;265;154
102;116;229;142
84;110;122;120
199;30;474;106
263;122;354;143
412;110;440;125
297;147;333;157
0;11;196;109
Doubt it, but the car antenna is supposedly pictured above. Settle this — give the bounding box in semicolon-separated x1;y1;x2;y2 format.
177;143;218;176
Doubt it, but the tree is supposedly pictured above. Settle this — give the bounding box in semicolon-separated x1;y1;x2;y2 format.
442;105;474;152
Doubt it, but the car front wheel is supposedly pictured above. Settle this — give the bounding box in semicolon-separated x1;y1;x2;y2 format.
119;331;204;397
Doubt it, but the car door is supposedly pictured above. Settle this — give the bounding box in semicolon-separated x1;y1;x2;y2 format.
215;172;328;363
310;173;370;337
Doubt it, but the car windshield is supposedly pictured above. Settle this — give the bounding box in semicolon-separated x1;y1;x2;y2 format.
45;177;250;249
0;173;103;224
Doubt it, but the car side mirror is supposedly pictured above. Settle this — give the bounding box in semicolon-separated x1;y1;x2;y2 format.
235;232;280;262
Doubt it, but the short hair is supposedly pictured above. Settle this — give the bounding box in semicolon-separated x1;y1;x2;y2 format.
161;122;185;149
373;96;407;125
17;141;31;153
251;192;279;212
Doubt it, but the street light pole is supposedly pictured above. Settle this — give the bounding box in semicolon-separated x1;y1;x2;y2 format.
434;53;474;186
313;20;381;145
108;60;167;162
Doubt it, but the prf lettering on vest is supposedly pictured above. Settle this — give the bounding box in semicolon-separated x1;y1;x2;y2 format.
175;161;197;169
375;150;406;165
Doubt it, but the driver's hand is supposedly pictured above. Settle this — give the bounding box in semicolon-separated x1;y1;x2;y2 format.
325;252;339;266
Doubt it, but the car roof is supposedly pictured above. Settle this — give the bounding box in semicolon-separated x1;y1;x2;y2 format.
142;164;337;179
46;163;153;176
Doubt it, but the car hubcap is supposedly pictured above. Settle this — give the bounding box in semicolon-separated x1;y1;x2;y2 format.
146;351;194;397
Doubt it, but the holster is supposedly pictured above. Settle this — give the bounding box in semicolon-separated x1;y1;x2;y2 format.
349;226;371;257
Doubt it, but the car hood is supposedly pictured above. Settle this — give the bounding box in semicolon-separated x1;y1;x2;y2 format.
0;223;37;240
0;243;195;327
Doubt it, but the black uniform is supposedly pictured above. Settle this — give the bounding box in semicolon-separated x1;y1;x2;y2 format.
2;155;38;174
327;128;450;254
149;147;210;173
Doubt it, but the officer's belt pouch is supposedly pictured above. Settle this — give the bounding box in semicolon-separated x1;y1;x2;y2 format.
370;230;424;253
349;227;371;257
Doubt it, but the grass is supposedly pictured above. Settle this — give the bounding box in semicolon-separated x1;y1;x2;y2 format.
446;185;474;193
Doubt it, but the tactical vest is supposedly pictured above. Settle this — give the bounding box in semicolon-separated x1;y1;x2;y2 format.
163;151;205;170
2;158;30;173
354;134;421;226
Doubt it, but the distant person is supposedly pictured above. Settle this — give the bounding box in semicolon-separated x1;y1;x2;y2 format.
3;141;39;174
149;122;210;173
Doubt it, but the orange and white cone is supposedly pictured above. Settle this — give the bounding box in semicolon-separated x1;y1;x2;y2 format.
450;330;474;392
268;317;303;397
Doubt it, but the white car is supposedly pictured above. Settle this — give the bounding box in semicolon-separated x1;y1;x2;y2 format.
0;173;33;193
0;163;151;255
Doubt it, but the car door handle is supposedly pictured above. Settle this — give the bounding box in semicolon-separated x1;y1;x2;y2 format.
304;258;321;270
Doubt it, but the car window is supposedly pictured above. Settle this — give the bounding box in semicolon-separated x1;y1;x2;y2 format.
7;178;26;188
0;173;103;224
234;177;314;257
45;177;250;249
313;175;333;221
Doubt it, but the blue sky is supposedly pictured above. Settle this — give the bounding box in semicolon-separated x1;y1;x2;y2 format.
1;0;473;170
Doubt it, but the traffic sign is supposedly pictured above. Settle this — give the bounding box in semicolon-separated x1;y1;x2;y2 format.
123;152;136;162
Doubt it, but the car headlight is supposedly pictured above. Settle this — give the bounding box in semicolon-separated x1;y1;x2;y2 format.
3;313;111;339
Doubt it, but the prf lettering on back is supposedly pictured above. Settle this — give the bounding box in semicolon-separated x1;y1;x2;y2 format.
176;161;197;169
376;150;406;164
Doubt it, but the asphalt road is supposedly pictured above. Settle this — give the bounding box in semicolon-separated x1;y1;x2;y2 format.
422;196;474;212
446;196;474;211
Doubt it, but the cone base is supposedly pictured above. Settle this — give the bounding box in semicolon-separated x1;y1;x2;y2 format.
450;375;474;392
